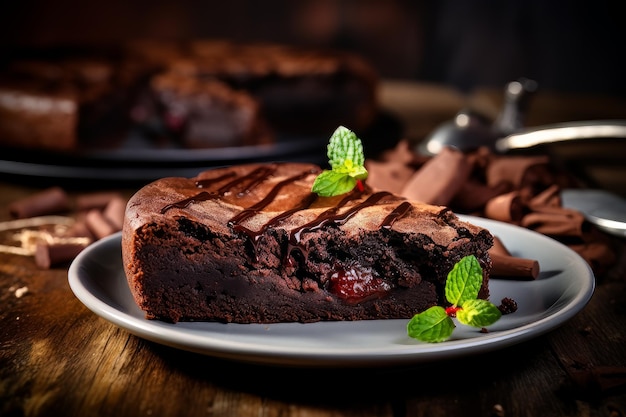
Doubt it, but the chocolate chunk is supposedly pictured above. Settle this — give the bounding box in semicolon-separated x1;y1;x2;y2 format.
85;209;117;239
8;187;70;219
484;191;525;223
76;192;124;211
400;147;472;205
35;242;87;269
489;253;540;280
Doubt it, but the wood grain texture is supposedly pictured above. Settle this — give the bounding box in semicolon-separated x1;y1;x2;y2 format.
1;180;625;417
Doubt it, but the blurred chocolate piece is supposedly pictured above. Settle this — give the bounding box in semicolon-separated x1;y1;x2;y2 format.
484;191;525;223
529;184;562;208
35;242;87;269
485;155;550;189
76;192;124;211
379;140;428;166
85;209;117;239
364;160;415;194
8;187;71;219
102;196;127;231
401;147;471;205
452;180;510;214
570;242;617;275
62;217;96;241
521;206;586;237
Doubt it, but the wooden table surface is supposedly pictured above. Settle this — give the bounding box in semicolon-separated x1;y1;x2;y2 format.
2;84;626;417
0;179;625;417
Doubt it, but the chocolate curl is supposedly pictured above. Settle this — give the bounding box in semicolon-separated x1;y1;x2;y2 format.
484;191;525;223
8;187;71;219
529;184;562;208
451;180;511;213
379;139;430;166
364;160;414;194
85;209;117;239
570;242;617;274
76;192;124;211
569;366;626;397
490;253;540;280
35;242;88;269
521;207;586;237
63;217;96;241
102;196;127;231
485;155;550;188
490;236;512;256
400;147;472;206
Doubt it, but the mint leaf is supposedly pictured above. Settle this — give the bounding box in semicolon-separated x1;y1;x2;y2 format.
456;299;502;327
406;254;507;343
312;126;368;197
328;126;365;170
407;306;455;343
445;255;483;306
312;170;357;197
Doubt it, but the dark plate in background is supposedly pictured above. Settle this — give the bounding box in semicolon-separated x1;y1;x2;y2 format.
0;112;403;189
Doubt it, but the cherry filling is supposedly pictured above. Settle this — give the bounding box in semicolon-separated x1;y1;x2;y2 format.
328;262;392;304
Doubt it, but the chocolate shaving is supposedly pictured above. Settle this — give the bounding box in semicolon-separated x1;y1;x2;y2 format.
484;191;525;223
85;209;118;240
366;142;618;276
76;192;124;211
8;187;71;219
35;241;88;269
401;147;472;205
3;188;128;269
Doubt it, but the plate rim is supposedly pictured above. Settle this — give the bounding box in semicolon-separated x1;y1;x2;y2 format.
68;215;595;367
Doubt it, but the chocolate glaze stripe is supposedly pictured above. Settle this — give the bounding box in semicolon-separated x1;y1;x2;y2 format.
161;165;278;213
160;191;214;214
195;171;237;189
380;201;412;229
214;165;277;196
288;189;363;247
228;168;320;228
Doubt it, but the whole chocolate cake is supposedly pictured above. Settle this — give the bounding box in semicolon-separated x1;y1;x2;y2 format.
0;40;379;152
122;162;493;324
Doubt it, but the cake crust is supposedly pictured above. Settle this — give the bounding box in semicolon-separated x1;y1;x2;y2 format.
122;162;493;323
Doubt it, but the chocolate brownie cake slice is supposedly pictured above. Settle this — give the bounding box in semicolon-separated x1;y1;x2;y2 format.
0;57;132;151
129;39;379;137
122;162;493;324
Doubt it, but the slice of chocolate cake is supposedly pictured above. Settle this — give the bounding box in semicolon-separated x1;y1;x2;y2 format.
148;72;273;148
0;57;131;151
122;162;493;324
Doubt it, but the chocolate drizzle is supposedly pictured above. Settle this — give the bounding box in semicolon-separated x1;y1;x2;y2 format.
161;165;278;214
228;169;320;259
380;201;412;229
161;164;413;267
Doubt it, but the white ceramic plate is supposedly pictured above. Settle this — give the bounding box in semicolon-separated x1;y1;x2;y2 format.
68;216;594;367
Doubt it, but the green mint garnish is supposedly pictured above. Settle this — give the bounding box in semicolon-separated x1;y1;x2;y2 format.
406;306;456;344
312;126;368;197
407;255;502;343
445;254;484;306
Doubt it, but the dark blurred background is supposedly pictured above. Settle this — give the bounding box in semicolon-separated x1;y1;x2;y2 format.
2;0;626;194
2;0;625;97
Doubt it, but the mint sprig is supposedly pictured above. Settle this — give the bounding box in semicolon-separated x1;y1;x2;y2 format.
407;255;502;343
312;126;368;197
